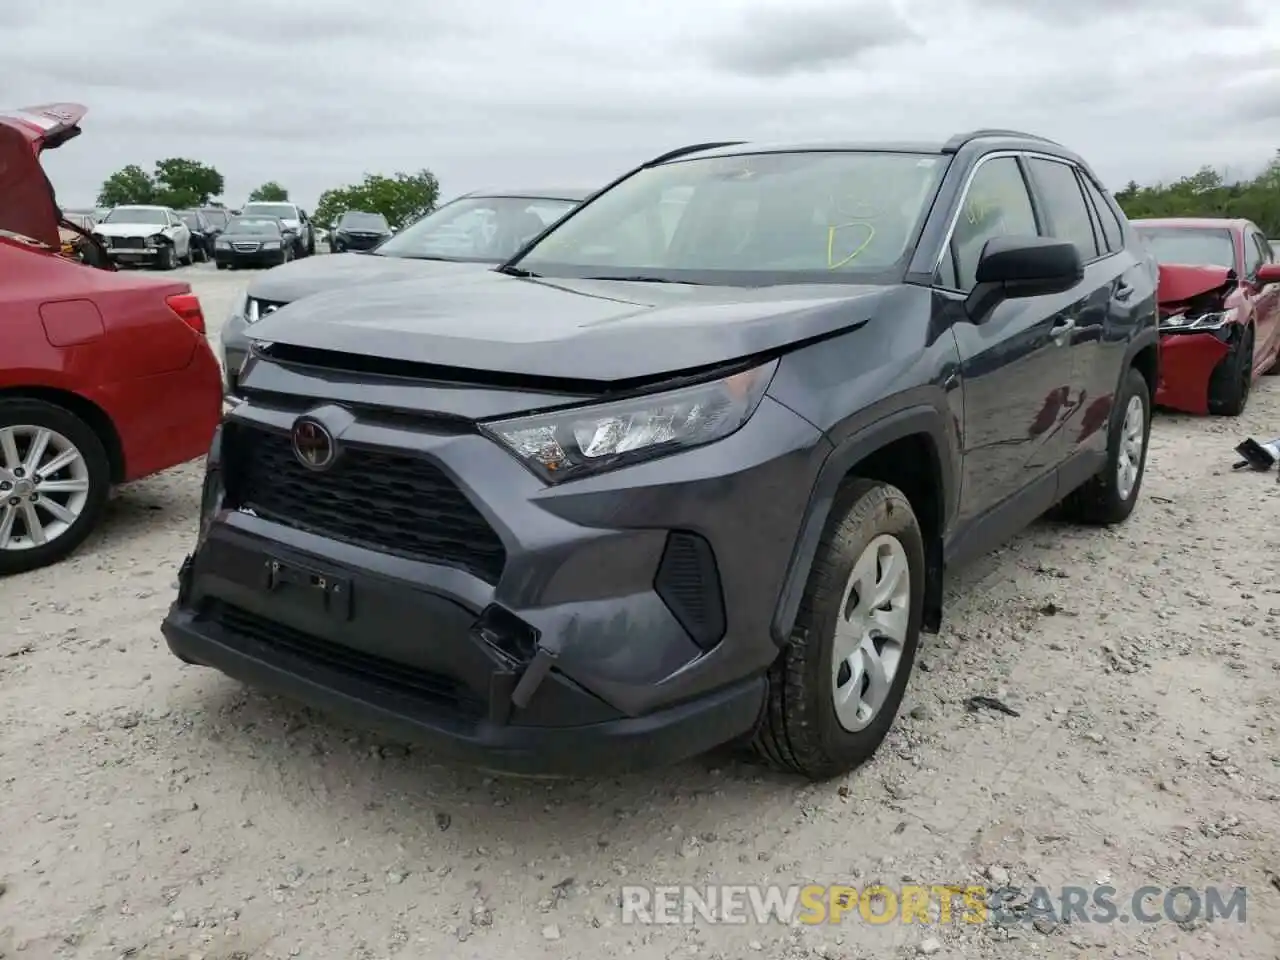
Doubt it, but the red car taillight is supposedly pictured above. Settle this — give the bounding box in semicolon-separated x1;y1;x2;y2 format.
165;292;205;335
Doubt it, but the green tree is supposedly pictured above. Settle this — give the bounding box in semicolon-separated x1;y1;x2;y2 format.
152;158;224;208
248;181;289;202
96;164;155;207
314;170;440;230
1114;150;1280;237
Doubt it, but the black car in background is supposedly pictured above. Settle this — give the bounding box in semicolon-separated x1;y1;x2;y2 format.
330;210;393;252
212;215;296;270
177;209;218;262
166;131;1159;780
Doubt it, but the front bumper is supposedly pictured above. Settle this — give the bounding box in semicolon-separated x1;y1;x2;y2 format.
1155;330;1231;414
164;388;826;775
106;246;164;264
220;314;250;397
214;248;289;268
331;234;385;251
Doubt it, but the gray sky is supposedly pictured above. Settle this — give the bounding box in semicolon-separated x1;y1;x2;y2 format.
5;0;1277;209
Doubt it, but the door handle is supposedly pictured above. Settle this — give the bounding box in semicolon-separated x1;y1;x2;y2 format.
1115;282;1134;301
1050;317;1076;344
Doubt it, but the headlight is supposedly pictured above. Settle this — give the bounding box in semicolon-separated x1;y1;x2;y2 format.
1162;307;1235;331
262;241;281;250
480;360;778;483
215;237;230;248
147;233;166;245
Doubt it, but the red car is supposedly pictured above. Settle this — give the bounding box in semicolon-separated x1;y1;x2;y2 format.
1132;217;1280;415
0;103;223;574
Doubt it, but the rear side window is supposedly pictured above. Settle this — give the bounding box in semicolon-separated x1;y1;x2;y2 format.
1026;158;1100;260
1080;175;1122;253
946;156;1039;291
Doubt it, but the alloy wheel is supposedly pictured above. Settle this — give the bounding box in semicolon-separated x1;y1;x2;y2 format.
1115;395;1145;502
0;425;91;551
831;534;911;732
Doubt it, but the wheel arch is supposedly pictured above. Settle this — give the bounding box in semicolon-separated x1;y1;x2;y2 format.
0;386;125;483
771;407;955;645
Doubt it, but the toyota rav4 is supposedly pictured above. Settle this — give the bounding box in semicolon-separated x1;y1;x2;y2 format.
163;131;1159;780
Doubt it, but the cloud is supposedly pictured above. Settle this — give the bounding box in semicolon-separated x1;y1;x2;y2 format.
2;0;1277;207
705;2;919;77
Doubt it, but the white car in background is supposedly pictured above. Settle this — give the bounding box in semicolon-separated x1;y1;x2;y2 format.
92;204;193;269
238;201;316;258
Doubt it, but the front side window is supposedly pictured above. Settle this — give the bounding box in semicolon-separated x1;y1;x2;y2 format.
375;196;578;262
1133;227;1237;270
947;156;1039;291
511;151;948;285
1026;159;1099;260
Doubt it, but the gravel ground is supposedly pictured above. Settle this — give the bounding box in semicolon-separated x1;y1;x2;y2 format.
2;262;1279;959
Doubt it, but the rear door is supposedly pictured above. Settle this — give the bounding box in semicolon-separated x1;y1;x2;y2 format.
939;153;1081;542
1022;157;1133;485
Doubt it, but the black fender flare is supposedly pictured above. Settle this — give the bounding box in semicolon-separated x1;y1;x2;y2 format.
769;404;956;646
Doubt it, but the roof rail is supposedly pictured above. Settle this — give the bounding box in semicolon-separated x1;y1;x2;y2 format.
644;141;747;166
942;129;1059;153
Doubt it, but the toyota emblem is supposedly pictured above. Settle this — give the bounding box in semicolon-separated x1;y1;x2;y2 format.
291;417;337;471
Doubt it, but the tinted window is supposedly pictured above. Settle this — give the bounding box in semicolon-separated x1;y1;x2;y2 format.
1080;176;1122;253
241;203;296;219
948;156;1038;291
338;212;390;231
225;218;282;236
514;151;948;284
1256;233;1274;264
1027;159;1099;259
1132;227;1236;269
1244;230;1265;276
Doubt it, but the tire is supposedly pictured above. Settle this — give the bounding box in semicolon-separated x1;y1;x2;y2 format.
1207;324;1253;416
157;246;176;270
750;480;926;780
0;400;112;576
216;261;228;271
179;246;193;266
1059;366;1151;526
307;235;316;257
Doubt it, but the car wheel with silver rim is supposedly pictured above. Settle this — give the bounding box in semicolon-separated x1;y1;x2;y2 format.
1059;365;1151;525
0;400;111;576
751;479;925;780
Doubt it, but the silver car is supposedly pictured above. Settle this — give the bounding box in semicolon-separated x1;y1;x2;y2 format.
220;188;591;395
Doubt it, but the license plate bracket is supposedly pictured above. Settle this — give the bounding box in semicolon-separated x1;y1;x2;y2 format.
261;557;352;621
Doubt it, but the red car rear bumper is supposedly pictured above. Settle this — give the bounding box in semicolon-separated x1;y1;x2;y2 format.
1155;332;1230;415
95;338;224;482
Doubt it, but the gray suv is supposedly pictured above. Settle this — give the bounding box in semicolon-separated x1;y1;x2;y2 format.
165;132;1159;780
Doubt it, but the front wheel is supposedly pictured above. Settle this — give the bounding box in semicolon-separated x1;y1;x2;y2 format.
156;246;176;270
215;261;228;271
750;480;925;780
1059;366;1151;525
0;400;111;576
1208;324;1253;416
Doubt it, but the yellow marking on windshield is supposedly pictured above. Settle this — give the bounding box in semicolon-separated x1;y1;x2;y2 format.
827;222;875;269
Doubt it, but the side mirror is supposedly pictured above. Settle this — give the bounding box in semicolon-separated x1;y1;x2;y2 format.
966;236;1083;320
1257;263;1280;285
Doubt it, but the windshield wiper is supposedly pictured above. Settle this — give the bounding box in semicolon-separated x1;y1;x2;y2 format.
496;264;540;278
582;275;700;285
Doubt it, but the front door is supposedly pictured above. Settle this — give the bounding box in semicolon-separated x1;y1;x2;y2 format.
937;154;1084;559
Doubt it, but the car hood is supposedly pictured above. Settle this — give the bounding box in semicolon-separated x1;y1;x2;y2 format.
246;252;490;303
1156;263;1235;306
95;221;174;237
249;269;892;382
0;103;87;249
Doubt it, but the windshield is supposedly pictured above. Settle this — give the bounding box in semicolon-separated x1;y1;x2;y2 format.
374;195;578;261
1134;227;1236;270
202;209;229;228
511;152;947;284
102;207;168;225
225;218;281;236
242;203;296;220
338;212;390;231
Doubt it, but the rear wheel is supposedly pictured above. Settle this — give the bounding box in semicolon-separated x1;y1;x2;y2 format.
1208;324;1253;416
1059;366;1151;525
0;401;111;576
750;480;925;780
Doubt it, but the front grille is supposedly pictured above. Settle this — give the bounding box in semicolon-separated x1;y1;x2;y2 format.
202;601;484;716
113;236;145;249
226;425;507;582
233;242;261;252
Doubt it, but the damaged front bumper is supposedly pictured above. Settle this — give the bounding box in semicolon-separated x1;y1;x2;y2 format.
1154;328;1232;414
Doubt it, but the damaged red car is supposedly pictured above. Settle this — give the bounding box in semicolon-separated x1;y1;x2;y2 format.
0;104;223;574
1132;217;1280;415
